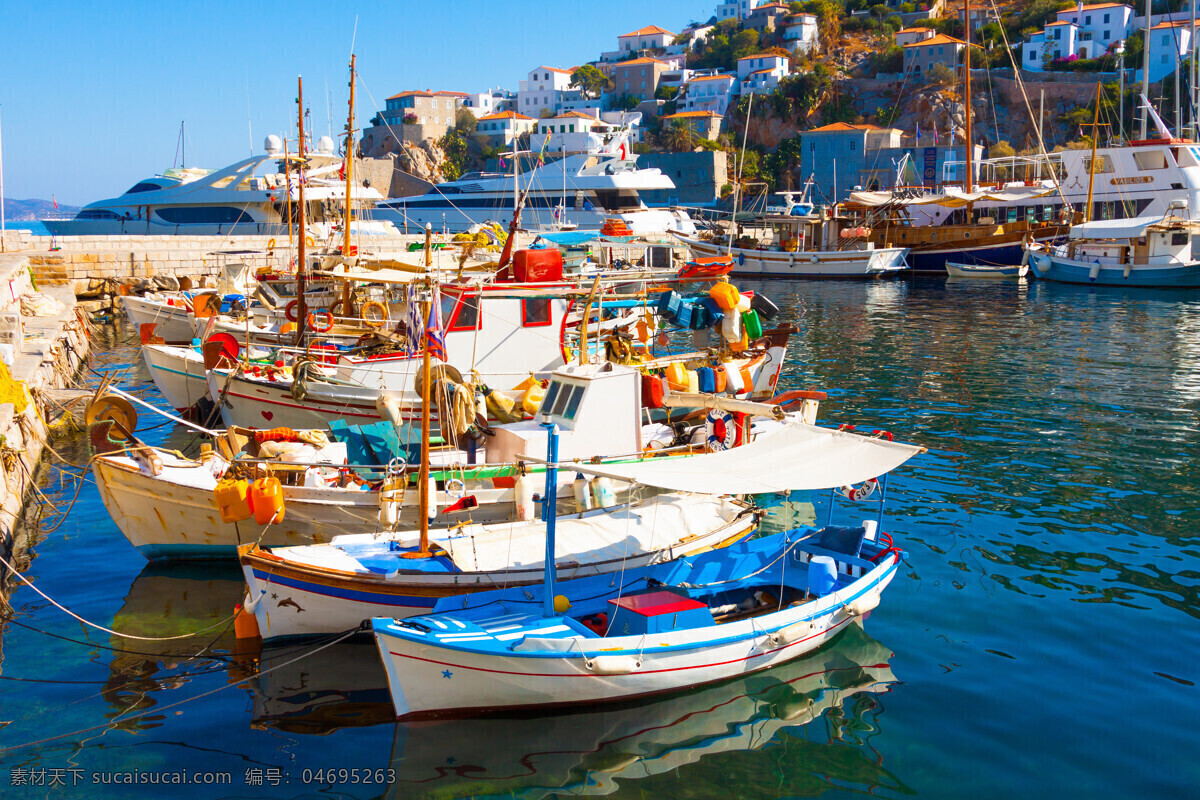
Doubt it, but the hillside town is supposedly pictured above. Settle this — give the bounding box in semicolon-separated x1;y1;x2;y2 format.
357;0;1200;207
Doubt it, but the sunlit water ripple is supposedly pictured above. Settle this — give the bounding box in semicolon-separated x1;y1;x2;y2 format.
0;276;1197;798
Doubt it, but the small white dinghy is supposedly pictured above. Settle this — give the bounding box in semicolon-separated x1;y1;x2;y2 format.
371;421;925;719
944;261;1028;279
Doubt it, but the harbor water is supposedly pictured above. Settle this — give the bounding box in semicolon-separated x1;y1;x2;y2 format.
1;276;1198;798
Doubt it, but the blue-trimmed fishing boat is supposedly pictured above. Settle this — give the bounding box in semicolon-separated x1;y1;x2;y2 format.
1028;212;1200;287
371;421;924;719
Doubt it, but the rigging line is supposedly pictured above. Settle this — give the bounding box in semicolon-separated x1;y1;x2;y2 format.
987;0;1069;210
0;550;238;642
0;627;362;754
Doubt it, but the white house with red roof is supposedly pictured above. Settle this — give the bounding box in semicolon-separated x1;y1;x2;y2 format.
1022;3;1134;70
736;53;789;94
680;73;736;115
601;25;677;62
476;111;537;147
1146;19;1199;83
518;66;579;117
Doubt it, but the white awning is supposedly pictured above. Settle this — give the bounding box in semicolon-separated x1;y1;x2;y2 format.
1069;214;1200;240
561;423;925;494
849;186;1054;208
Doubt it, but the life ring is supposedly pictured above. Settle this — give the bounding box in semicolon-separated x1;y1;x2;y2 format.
704;409;737;452
307;309;334;333
362;300;388;329
839;477;878;501
328;299;345;316
305;235;315;247
285;299;299;322
267;237;277;251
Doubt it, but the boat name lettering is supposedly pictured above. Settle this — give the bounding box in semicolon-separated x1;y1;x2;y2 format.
1110;176;1153;185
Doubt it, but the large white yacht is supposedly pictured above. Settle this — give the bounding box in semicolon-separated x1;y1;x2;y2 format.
375;132;696;236
44;136;390;237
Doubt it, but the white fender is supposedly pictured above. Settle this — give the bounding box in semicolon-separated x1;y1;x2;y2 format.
243;590;262;614
1033;254;1051;274
846;593;880;617
1088;260;1101;282
771;619;815;646
586;655;640;675
1123;262;1132;279
376;394;404;427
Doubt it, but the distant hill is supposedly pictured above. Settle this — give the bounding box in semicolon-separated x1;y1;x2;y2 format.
2;198;80;220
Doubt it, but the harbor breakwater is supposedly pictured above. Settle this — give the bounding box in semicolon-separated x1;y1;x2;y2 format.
0;253;89;582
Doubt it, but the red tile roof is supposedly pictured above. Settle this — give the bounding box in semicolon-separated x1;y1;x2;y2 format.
620;25;675;37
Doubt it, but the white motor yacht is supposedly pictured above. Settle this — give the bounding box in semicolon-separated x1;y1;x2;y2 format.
44;135;394;237
375;131;695;237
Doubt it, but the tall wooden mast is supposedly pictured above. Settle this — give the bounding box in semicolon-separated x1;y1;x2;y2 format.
1083;82;1102;223
294;76;308;347
963;0;974;197
340;55;357;316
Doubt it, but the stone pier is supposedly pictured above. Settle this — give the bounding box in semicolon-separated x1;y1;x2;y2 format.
0;253;90;579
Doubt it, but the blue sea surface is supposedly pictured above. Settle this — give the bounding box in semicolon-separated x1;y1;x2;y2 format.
1;277;1199;798
4;220;51;236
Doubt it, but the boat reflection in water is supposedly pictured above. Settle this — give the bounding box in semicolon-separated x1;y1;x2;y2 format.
248;640;393;734
103;563;244;723
385;622;905;799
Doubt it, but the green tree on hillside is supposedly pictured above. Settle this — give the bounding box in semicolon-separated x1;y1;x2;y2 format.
570;64;613;99
438;128;469;180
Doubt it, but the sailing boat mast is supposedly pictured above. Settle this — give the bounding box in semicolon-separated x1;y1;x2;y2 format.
1084;82;1102;223
294;76;308;347
339;55;357;317
963;0;974;196
1142;0;1151;139
343;54;356;257
412;223;435;559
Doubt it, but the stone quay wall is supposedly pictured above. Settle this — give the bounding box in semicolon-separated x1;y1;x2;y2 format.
0;254;90;581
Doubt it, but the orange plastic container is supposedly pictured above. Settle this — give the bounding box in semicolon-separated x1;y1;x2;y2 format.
250;477;285;525
214;479;253;524
709;282;741;312
665;362;688;391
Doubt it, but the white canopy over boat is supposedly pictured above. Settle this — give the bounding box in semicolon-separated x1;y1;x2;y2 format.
1068;213;1200;240
849;186;1054;208
560;423;924;494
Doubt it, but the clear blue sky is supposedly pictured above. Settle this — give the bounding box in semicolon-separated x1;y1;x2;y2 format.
1;0;715;205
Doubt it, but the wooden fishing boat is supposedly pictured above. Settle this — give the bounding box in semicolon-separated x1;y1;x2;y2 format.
371;422;923;718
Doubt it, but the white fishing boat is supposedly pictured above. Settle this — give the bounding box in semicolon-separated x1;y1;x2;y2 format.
382;622;895;796
371;421;924;718
1027;211;1200;287
945;261;1028;279
673;213;908;278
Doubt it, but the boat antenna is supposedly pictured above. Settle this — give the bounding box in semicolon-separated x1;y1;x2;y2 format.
246;72;254;157
174;121;185;169
295;76;309;348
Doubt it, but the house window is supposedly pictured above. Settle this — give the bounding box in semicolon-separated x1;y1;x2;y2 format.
850;140;856;151
1085;15;1091;23
1104;30;1110;40
1104;12;1110;22
810;141;815;151
1029;50;1036;61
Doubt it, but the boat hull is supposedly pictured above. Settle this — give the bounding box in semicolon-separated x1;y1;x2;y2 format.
1031;254;1200;287
374;552;900;718
120;294;197;344
678;236;907;278
142;344;209;411
242;501;758;640
945;261;1028;278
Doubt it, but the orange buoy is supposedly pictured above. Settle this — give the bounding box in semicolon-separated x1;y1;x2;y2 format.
233;604;261;639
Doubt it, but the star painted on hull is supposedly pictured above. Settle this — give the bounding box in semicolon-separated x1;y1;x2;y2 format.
441;669;453;679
